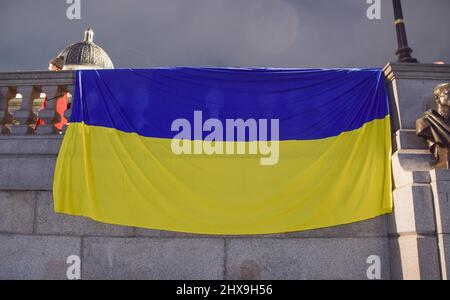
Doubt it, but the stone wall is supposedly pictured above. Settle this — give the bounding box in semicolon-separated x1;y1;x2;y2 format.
0;134;390;279
2;64;450;280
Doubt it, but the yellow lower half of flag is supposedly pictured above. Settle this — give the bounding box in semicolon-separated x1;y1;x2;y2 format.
53;118;392;235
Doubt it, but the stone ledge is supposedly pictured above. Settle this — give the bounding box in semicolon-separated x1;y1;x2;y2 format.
0;70;75;87
392;150;434;172
394;129;428;151
135;216;388;239
384;63;450;81
0;135;62;155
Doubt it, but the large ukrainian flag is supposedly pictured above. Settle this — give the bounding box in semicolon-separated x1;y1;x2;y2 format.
54;68;392;235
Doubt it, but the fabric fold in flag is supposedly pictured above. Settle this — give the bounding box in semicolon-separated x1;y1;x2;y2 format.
54;67;392;235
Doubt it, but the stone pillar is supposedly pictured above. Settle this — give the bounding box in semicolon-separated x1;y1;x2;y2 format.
430;170;450;279
384;63;450;279
389;148;440;279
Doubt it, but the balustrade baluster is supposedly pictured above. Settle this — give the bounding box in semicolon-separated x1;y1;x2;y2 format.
0;87;17;134
36;85;59;134
12;86;40;135
64;85;75;122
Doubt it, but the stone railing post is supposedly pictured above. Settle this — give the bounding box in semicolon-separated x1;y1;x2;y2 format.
0;86;16;134
12;86;40;135
36;85;62;135
384;63;450;280
64;84;74;121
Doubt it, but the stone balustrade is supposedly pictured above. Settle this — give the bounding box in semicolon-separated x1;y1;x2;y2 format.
0;71;75;135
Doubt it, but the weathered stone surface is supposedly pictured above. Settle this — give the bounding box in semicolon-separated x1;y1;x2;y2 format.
430;179;450;234
389;235;440;280
225;238;390;280
267;215;387;238
392;150;434;173
0;234;81;280
393;169;431;191
281;216;388;238
0;70;75;87
133;228;163;237
431;169;450;182
430;170;450;237
134;228;216;238
393;79;437;130
135;216;388;239
35;191;134;237
82;237;225;279
0;155;55;190
437;234;450;280
384;63;450;132
0;191;36;234
389;184;435;236
395;129;428;151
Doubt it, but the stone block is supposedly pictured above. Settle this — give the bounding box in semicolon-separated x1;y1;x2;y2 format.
82;237;225;279
394;79;439;130
0;191;36;234
437;234;450;280
0;234;81;280
35;191;134;237
430;179;450;234
389;184;435;236
0;136;62;155
225;237;389;280
0;155;55;190
389;235;440;280
430;169;450;182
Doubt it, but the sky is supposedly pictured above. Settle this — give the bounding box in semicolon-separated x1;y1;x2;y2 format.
0;0;449;71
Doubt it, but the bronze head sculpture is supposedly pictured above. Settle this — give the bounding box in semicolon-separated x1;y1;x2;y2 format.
416;83;450;169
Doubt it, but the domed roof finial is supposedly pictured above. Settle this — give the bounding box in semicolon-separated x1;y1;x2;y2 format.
84;27;94;43
56;27;114;69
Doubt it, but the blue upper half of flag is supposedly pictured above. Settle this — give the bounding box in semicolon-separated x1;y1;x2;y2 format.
71;67;389;141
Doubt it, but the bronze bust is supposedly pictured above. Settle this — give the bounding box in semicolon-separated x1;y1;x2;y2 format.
416;83;450;169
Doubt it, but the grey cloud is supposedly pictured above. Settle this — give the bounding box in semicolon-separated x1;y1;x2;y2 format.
0;0;449;71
